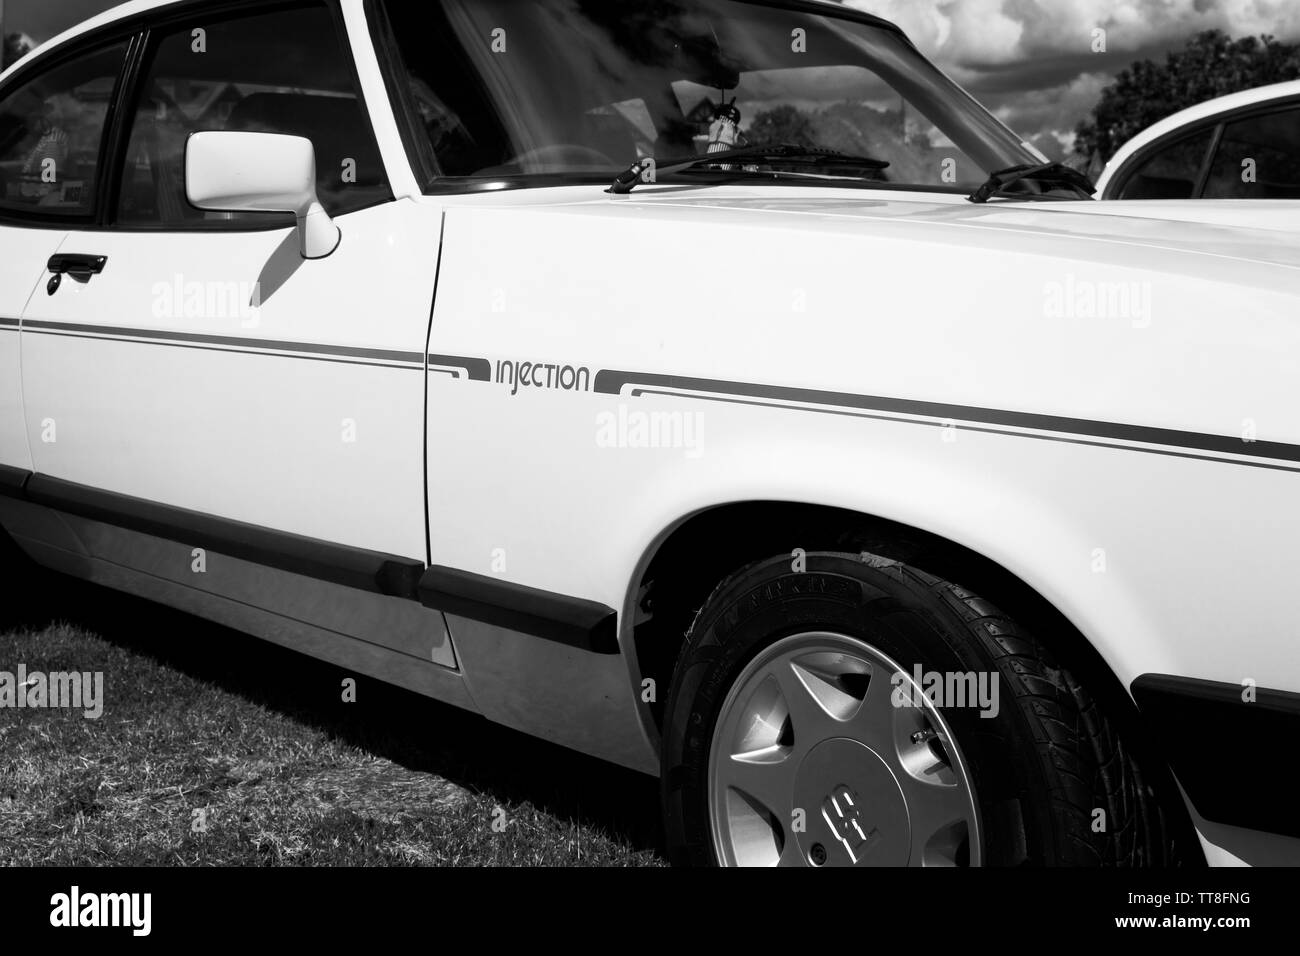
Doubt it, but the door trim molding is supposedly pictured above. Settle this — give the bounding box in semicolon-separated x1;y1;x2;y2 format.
418;565;620;654
2;469;621;653
23;473;424;597
0;464;30;498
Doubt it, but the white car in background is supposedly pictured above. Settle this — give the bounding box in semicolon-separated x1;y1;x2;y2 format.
1095;80;1300;203
1;0;1298;869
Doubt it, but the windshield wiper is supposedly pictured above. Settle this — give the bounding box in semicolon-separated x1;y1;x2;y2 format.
608;143;889;194
968;162;1095;203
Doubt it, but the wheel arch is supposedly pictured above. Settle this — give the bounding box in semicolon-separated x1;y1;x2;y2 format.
622;497;1200;858
626;499;1114;728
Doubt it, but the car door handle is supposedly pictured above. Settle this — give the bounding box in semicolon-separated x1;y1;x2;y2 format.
48;254;108;278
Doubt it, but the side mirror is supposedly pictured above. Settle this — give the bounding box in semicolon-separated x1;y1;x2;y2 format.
185;131;341;260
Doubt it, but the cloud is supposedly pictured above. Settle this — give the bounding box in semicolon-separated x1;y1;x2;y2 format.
845;0;1300;156
848;0;1300;70
984;71;1112;158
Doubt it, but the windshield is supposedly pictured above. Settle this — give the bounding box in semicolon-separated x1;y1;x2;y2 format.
378;0;1039;192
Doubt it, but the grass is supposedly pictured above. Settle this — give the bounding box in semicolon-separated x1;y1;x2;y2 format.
0;558;666;866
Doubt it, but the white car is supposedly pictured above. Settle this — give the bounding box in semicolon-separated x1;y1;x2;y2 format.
1096;80;1300;202
0;0;1297;868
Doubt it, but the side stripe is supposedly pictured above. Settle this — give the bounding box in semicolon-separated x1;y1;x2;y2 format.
12;320;493;380
22;319;425;366
593;369;1300;472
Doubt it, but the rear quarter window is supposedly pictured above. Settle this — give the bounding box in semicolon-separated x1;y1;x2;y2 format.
1202;106;1300;199
1114;128;1214;200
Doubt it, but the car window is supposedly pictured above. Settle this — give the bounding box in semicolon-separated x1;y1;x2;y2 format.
1114;129;1214;200
1202;107;1300;200
116;3;390;227
0;42;128;218
378;0;1038;191
668;70;984;187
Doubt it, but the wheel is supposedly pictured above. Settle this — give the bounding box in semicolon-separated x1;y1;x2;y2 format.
661;551;1174;866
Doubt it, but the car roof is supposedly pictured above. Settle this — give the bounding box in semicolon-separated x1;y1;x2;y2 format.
0;0;181;84
1097;79;1300;193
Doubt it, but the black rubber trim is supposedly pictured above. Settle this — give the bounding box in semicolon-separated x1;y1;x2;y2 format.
418;565;619;654
5;471;620;654
0;464;31;499
1132;673;1300;839
24;475;423;598
594;369;1300;468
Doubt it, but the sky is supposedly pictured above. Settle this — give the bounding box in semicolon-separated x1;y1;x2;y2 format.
848;0;1300;157
5;0;1300;159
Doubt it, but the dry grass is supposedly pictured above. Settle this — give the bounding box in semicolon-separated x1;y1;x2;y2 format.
0;560;665;867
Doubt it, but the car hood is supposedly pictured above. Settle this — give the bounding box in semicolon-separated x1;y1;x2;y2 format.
439;185;1300;458
618;190;1300;273
1065;199;1300;235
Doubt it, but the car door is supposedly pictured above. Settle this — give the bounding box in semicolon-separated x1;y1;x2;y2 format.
0;39;131;496
18;1;455;667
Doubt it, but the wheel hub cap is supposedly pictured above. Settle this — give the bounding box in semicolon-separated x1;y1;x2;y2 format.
707;631;982;867
794;738;910;866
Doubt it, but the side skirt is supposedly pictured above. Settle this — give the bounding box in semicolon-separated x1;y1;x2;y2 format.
1;511;475;710
0;481;657;774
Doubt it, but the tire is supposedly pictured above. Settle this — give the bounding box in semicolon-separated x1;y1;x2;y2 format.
661;551;1175;866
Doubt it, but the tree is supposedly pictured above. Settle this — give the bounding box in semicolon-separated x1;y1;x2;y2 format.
3;33;34;70
746;104;818;148
1075;30;1300;164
